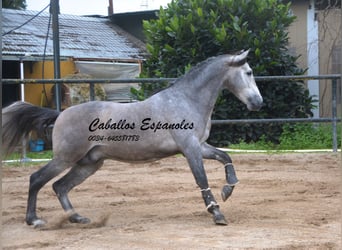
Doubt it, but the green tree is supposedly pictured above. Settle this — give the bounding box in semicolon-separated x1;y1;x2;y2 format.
3;0;27;9
133;0;315;146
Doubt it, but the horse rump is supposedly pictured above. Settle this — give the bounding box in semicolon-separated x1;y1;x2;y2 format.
2;101;60;156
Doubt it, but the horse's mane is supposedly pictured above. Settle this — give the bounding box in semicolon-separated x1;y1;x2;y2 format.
149;56;220;95
152;52;241;94
183;50;247;74
174;56;220;84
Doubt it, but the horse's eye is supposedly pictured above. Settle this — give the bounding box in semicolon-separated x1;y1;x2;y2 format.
246;71;252;76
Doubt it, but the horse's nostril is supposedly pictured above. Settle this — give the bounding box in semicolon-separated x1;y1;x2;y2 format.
247;95;263;111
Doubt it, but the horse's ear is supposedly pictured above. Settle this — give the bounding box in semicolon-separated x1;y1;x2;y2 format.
228;49;249;66
241;49;250;56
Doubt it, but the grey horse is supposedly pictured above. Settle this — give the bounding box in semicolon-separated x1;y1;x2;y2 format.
2;50;263;227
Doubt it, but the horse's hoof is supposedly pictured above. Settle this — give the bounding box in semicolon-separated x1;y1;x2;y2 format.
214;214;228;225
32;219;47;228
221;185;235;202
69;213;91;224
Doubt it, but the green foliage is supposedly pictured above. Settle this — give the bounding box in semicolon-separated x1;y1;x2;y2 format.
4;150;53;160
278;123;341;150
230;123;341;150
3;150;53;167
230;135;275;150
133;0;315;146
3;0;27;9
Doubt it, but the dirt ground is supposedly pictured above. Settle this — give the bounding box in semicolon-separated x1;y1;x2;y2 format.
2;153;341;249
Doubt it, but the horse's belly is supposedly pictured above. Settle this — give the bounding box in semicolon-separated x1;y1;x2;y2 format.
101;141;179;162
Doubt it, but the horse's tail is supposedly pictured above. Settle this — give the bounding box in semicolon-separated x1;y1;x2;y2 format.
2;101;60;156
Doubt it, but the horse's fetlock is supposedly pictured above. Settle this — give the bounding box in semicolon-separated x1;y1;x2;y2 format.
206;201;219;213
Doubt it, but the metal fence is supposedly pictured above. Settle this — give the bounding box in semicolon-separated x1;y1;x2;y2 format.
2;74;341;152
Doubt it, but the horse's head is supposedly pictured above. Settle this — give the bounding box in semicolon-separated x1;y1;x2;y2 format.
223;50;263;111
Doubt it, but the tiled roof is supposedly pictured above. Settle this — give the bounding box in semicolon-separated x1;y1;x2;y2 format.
2;8;146;60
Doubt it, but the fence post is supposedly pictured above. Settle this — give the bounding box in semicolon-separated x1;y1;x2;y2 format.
89;83;95;101
51;0;62;112
332;79;337;152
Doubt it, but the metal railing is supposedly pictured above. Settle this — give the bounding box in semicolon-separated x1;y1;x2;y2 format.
212;75;341;152
2;74;341;151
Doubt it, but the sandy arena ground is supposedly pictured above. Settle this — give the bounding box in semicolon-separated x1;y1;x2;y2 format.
2;153;341;249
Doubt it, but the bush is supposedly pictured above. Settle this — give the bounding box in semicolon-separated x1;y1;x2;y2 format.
133;0;315;146
229;123;341;150
278;123;340;150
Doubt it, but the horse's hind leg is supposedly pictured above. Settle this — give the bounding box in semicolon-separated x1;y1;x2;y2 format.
201;143;239;201
26;158;70;227
52;159;104;224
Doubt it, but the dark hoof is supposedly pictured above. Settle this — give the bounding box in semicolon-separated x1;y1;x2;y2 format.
69;213;91;224
211;207;228;225
221;185;235;202
214;214;228;225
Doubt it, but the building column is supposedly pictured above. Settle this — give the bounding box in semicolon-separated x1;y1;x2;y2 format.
307;0;320;117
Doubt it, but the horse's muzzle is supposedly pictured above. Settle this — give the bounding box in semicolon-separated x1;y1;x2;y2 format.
247;95;263;111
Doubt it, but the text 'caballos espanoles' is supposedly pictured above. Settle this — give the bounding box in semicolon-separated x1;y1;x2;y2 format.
88;117;194;133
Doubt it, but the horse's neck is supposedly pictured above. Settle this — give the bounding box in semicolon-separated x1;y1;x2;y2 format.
170;64;224;119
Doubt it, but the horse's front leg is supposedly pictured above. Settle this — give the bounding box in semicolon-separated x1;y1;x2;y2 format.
182;143;227;225
201;143;239;201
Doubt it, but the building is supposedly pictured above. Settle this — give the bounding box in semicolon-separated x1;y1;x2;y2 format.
2;8;147;107
111;10;157;42
287;0;341;117
3;1;341;117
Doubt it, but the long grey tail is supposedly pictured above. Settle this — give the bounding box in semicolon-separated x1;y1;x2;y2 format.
2;101;60;156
